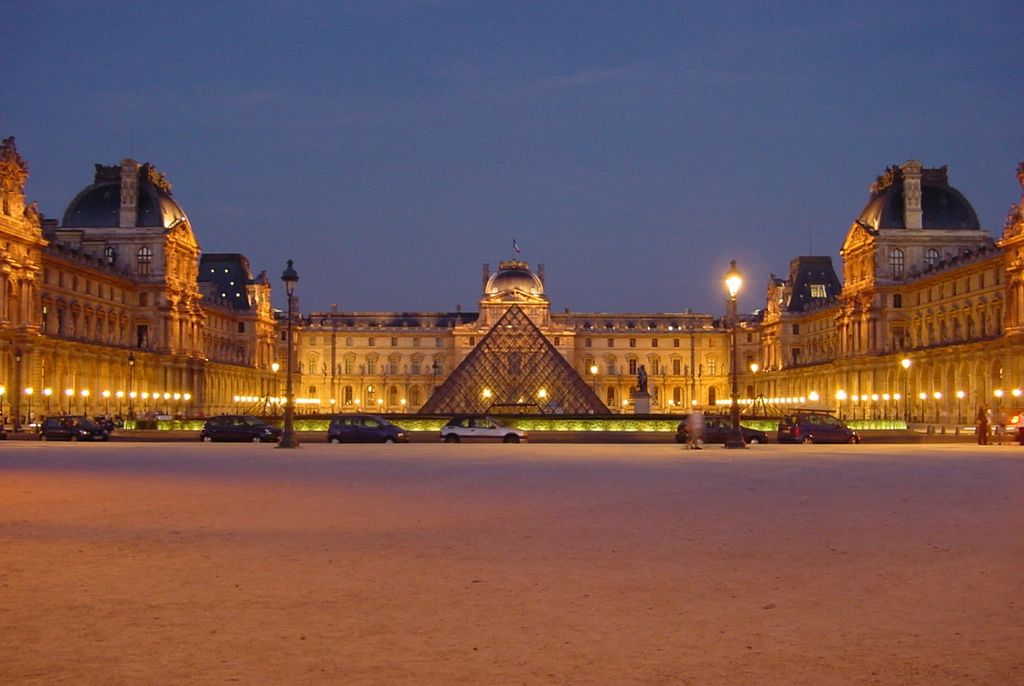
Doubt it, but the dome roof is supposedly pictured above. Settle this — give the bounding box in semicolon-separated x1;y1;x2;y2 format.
485;260;544;296
62;162;188;229
856;164;979;231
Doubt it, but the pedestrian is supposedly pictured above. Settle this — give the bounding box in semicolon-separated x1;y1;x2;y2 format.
685;410;705;450
975;404;990;445
993;408;1006;445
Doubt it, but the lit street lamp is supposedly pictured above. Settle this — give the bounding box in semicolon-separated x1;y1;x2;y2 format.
43;387;52;414
724;260;746;449
590;364;599;393
900;358;911;424
955;390;965;426
65;388;74;414
81;389;91;417
278;259;300;449
24;387;33;425
127;352;136;420
835;389;847;419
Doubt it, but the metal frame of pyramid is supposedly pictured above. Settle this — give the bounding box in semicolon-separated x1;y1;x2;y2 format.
419;305;609;415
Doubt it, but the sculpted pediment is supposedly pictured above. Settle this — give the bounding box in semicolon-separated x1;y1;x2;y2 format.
841;222;876;255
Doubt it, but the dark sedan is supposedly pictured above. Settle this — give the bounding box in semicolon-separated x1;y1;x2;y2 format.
200;415;283;443
327;414;410;443
39;415;110;441
675;414;768;445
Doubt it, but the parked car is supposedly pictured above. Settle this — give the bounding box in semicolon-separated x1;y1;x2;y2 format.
92;416;116;432
440;416;527;443
675;414;768;445
777;411;860;444
1002;408;1024;445
38;415;110;441
327;414;410;443
200;415;282;443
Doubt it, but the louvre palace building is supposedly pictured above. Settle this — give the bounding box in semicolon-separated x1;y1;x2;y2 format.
2;135;1023;425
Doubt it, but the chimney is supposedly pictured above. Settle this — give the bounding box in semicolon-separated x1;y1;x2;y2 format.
901;160;923;229
120;159;140;227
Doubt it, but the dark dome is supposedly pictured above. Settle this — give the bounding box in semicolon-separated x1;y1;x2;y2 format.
485;260;544;296
857;165;980;231
62;166;187;229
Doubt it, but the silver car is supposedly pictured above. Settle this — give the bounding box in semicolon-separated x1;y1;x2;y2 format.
440;416;527;443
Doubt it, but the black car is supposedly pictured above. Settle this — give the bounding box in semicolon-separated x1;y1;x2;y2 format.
675;414;768;445
200;415;283;443
777;411;860;444
39;415;110;441
327;414;410;443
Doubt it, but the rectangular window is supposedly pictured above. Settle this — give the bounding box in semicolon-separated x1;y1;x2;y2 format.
345;336;353;346
672;359;681;375
238;322;245;333
344;359;353;374
673;338;680;348
413;337;421;348
607;338;614;348
651;339;658;348
791;348;801;365
553;337;560;346
435;337;443;347
893;294;902;308
629;338;636;348
366;360;376;374
809;284;827;298
628;359;637;374
792;324;800;335
368;337;375;347
391;337;398;347
585;338;592;348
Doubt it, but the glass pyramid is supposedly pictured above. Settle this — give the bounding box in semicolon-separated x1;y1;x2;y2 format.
420;305;609;415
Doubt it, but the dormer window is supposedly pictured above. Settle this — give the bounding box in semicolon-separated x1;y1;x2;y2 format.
809;284;826;298
137;246;153;276
889;248;905;279
925;248;940;268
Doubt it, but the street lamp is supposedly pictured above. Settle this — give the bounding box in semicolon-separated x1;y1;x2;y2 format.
278;259;300;449
127;352;136;420
116;390;124;417
102;390;111;416
900;358;911;424
65;388;74;414
724;260;746;449
589;364;599;393
932;391;942;424
271;361;281;414
43;387;52;415
24;387;33;426
13;348;22;431
917;392;927;423
835;389;847;419
81;389;91;416
955;390;964;426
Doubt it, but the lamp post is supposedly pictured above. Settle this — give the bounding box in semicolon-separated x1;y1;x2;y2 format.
127;352;136;420
724;260;746;449
65;388;74;414
589;364;599;394
43;387;52;415
432;359;440;391
102;390;111;416
13;348;22;432
24;387;33;426
917;392;927;423
81;389;91;417
900;358;911;424
278;259;300;449
835;389;847;419
271;361;281;415
115;390;124;418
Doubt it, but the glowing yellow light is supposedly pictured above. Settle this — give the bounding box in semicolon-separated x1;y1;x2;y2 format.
835;390;847;401
918;392;927;400
537;388;548;399
24;387;33;396
482;388;493;399
116;391;125;399
65;388;74;397
955;390;965;399
900;358;911;370
994;389;1004;398
750;363;759;373
724;260;743;298
808;391;819;402
932;392;942;400
43;388;53;397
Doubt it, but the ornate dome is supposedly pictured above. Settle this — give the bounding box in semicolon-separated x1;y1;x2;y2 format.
484;260;545;296
856;162;979;231
62;161;188;229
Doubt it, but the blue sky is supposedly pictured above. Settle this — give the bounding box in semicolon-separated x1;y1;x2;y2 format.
2;1;1021;315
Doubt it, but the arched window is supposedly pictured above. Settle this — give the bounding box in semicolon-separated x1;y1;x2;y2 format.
137;246;153;276
343;385;353;404
388;385;399;406
606;387;616;406
708;387;717;405
925;248;940;268
672;387;682;404
410;386;421;406
889;248;904;279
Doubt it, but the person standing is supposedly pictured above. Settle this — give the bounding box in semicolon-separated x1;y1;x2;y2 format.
975;404;990;445
685;410;705;450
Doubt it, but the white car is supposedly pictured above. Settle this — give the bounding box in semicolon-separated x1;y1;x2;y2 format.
440;416;527;443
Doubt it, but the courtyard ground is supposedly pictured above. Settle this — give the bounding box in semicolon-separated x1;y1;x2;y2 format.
1;442;1021;684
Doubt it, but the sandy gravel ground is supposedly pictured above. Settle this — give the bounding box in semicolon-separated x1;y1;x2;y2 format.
1;442;1021;685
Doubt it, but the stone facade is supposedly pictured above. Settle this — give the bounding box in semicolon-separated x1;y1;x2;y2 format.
0;138;277;424
293;261;734;414
752;161;1024;425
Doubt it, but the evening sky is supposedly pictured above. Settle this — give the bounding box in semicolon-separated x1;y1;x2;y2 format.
2;1;1021;315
